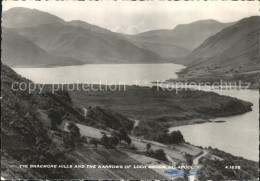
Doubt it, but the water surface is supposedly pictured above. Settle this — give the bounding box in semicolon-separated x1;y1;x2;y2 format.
170;89;259;161
14;63;184;84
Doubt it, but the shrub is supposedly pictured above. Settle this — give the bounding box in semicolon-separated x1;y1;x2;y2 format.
100;133;110;148
155;130;185;144
113;129;131;145
48;109;62;130
110;136;119;147
154;149;167;161
62;131;75;148
146;143;151;151
67;122;80;140
185;153;193;166
63;122;81;148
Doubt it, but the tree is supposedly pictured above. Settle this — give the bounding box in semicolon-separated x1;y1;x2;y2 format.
185;154;193;166
100;133;110;148
168;130;185;144
67;122;80;140
62;131;75;148
62;124;81;149
48;109;62;130
110;136;119;147
146;143;151;151
124;135;132;145
115;128;132;145
176;130;185;142
154;149;167;161
119;128;128;141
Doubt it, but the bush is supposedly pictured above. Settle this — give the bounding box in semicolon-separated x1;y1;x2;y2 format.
113;129;132;145
100;133;110;148
154;149;167;161
146;149;155;157
155;130;185;144
62;131;75;148
185;154;193;166
110;136;119;147
146;143;151;151
63;122;81;148
48;109;62;130
67;122;80;139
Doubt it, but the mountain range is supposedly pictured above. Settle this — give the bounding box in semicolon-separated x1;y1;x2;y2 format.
125;20;234;59
2;7;162;66
2;7;259;76
14;23;163;64
186;16;259;70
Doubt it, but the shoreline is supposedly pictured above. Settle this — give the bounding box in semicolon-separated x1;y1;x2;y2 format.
167;118;227;130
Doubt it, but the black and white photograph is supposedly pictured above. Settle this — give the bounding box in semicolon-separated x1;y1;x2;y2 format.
1;0;259;180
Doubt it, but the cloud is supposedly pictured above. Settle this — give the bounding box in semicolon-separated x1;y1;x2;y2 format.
112;25;140;35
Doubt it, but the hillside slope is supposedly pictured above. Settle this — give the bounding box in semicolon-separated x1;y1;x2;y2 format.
2;27;84;67
186;16;259;68
178;16;260;86
1;64;145;179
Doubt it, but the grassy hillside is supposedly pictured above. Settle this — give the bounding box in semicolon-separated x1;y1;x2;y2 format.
178;16;259;88
1;64;149;179
2;27;84;67
198;148;258;180
69;85;253;129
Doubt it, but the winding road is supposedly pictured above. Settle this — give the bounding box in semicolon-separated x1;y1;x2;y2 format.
189;150;208;181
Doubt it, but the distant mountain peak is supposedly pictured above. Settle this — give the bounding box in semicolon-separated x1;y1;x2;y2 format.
68;20;112;34
3;7;65;28
173;19;227;30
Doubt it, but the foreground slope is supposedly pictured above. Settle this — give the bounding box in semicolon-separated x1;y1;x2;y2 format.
1;64;164;179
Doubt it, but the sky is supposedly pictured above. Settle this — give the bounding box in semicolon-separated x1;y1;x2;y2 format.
3;0;259;34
